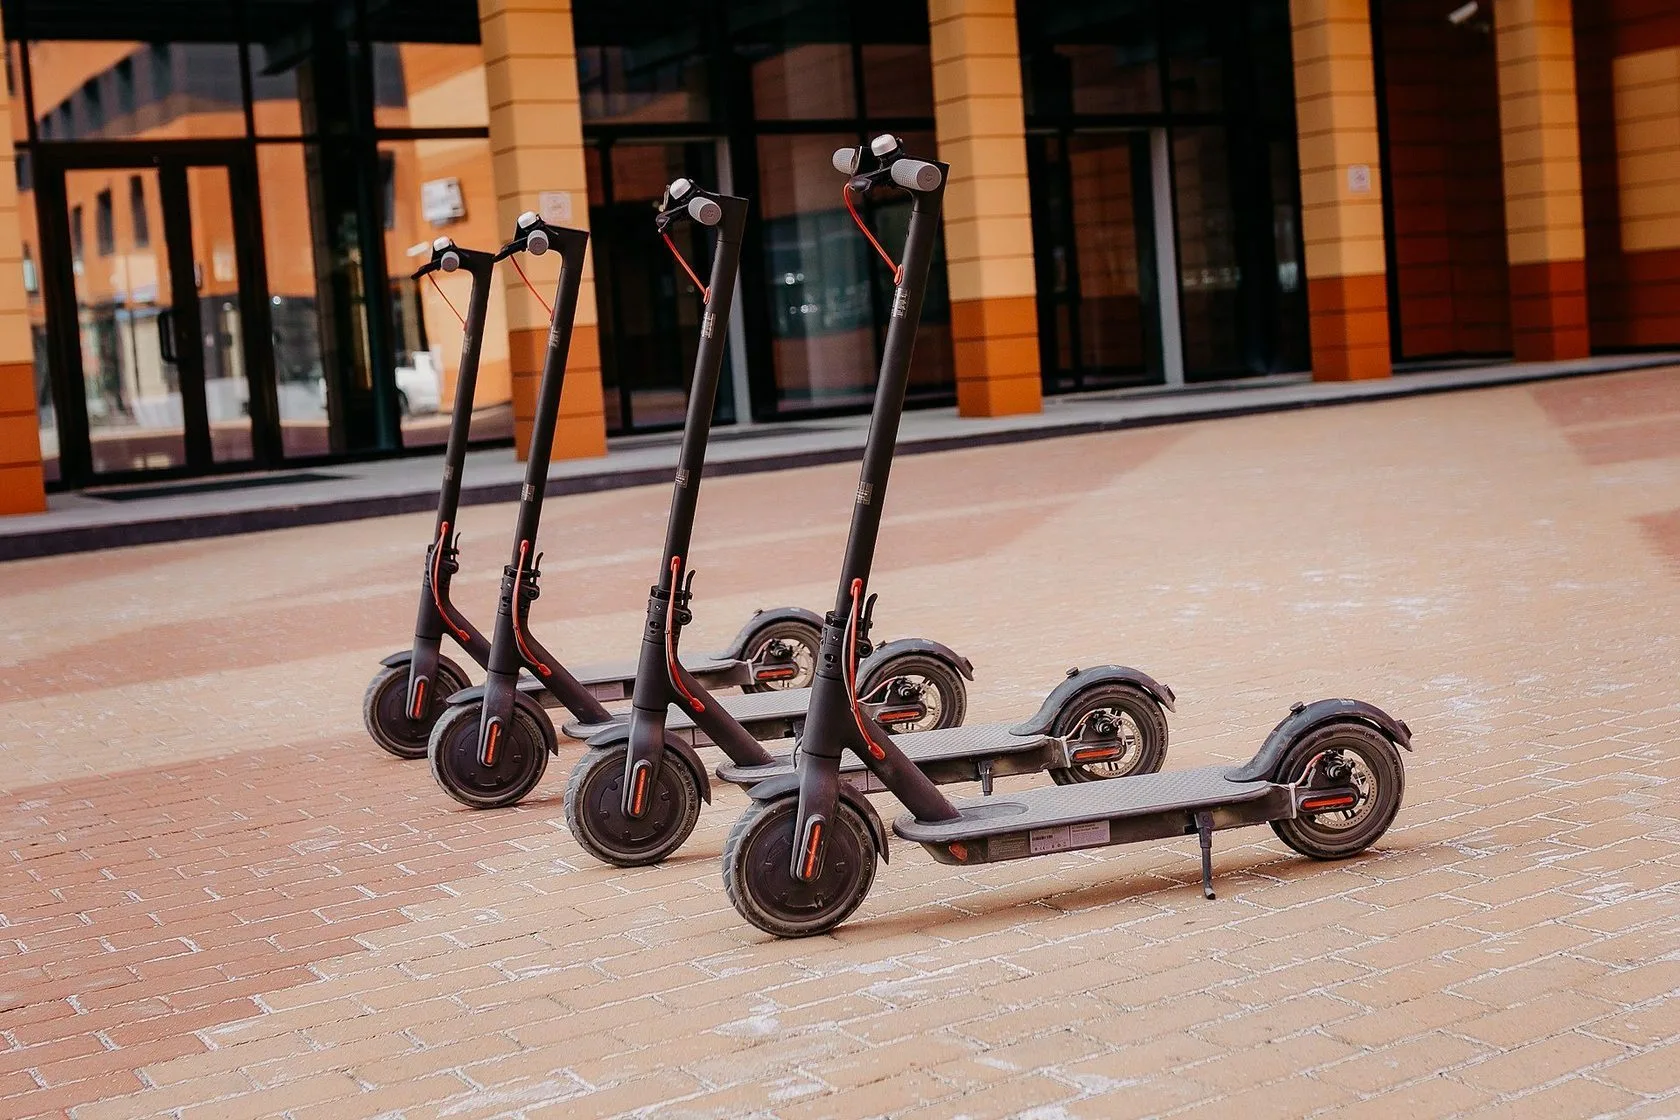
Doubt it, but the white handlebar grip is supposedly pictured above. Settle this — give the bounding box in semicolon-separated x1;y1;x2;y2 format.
669;177;693;199
439;250;461;273
432;235;454;252
832;147;860;175
517;210;540;229
870;133;899;157
688;196;723;226
525;228;550;256
890;159;943;192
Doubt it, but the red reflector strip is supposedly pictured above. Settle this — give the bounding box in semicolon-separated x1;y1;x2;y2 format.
410;678;427;720
876;708;922;724
1301;794;1357;812
484;720;501;765
1070;746;1121;762
948;842;968;862
632;767;649;816
755;667;797;681
802;822;823;879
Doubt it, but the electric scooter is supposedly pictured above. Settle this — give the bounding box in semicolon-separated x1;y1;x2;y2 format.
560;178;1177;867
426;198;973;809
721;137;1413;938
363;227;830;761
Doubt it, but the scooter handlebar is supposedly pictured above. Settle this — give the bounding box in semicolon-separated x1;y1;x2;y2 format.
832;135;944;194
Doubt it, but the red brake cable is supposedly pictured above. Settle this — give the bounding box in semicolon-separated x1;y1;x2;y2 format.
510;256;554;318
427;274;465;325
844;186;903;287
511;540;552;678
430;521;470;643
661;232;710;304
844;578;888;761
666;556;706;713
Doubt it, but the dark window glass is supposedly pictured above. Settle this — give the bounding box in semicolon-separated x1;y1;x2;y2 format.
1164;2;1224;114
70;204;84;262
30;42;241;141
115;58;135;115
150;43;172;97
95;189;114;256
129;175;149;248
1020;0;1162;118
575;8;711;124
734;2;856;121
82;78;103;131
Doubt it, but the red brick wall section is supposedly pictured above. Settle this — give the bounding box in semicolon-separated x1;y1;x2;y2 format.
1308;274;1392;380
0;359;46;515
951;295;1043;417
1510;259;1592;360
1576;1;1680;349
1378;0;1513;359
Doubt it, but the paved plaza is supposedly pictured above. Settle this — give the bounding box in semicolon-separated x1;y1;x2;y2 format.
2;369;1678;1119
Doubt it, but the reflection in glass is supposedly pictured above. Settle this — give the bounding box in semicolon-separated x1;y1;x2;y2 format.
29;42;245;142
65;167;186;473
576;9;711;124
1172;127;1243;377
257;145;332;459
734;3;855;121
185;166;255;463
380;137;511;449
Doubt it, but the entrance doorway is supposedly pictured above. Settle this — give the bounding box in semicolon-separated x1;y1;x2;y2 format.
1027;128;1183;394
36;146;278;485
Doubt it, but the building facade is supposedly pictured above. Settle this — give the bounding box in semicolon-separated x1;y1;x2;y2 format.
0;0;1673;512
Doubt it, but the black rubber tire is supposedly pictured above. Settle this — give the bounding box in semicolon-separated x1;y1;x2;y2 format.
858;652;968;733
427;698;553;809
562;746;702;867
722;796;877;938
1270;722;1405;859
741;619;823;693
363;656;470;760
1049;682;1170;785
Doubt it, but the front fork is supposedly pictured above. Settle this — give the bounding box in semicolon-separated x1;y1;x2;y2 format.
788;615;855;882
407;529;485;721
619;582;686;818
477;553;540;767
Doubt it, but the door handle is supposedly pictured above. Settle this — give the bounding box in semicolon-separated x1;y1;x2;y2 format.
157;308;177;364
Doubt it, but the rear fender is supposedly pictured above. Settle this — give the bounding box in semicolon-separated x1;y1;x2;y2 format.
857;638;975;686
744;772;888;864
581;723;711;803
714;606;824;661
1009;665;1177;736
1225;698;1414;783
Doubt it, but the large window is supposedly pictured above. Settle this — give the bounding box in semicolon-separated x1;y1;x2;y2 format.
1020;0;1308;388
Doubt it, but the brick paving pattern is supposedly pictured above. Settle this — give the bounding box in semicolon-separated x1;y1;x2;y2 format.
1;368;1677;1119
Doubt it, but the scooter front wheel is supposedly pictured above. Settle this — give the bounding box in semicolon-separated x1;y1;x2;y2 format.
563;746;702;867
428;698;552;809
859;653;968;733
1270;722;1404;859
1049;682;1169;784
722;796;877;938
363;656;470;760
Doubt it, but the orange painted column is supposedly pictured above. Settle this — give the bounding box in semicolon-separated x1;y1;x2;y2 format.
480;0;606;460
1291;0;1393;380
0;10;47;514
1494;0;1590;361
929;0;1043;417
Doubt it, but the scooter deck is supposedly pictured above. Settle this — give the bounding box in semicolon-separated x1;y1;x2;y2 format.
518;653;750;704
894;765;1274;846
562;685;814;741
715;722;1052;789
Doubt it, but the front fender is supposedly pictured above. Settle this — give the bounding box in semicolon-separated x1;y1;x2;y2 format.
1225;698;1414;783
445;683;485;706
857;637;975;685
743;772;889;864
1009;665;1177;736
581;724;711;804
713;606;825;661
380;651;414;669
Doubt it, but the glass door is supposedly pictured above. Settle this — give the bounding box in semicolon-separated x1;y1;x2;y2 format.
43;151;278;483
1027;130;1164;393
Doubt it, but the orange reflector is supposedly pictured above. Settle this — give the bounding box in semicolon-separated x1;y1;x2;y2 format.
1070;746;1121;762
410;679;427;720
1301;794;1357;812
631;766;649;816
484;720;501;765
802;822;823;879
755;666;797;681
948;842;968;861
877;708;921;724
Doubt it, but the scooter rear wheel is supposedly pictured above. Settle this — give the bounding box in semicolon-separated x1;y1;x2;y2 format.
859;653;967;733
1270;722;1404;859
723;796;877;938
363;657;470;760
563;746;702;867
1049;682;1169;784
741;620;822;693
428;698;552;809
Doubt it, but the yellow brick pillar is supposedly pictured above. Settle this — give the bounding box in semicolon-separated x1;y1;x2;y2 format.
480;0;606;460
1291;0;1393;380
1495;0;1590;361
929;0;1043;417
0;9;47;514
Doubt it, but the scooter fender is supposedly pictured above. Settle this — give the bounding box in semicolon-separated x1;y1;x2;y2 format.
744;772;889;864
1008;665;1178;736
380;651;415;669
712;606;824;661
437;685;560;754
580;723;711;804
444;683;485;706
856;638;975;685
1225;698;1414;784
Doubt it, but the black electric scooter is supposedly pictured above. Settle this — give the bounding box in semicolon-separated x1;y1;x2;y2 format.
560;177;1177;867
363;226;828;761
721;137;1413;938
427;196;972;809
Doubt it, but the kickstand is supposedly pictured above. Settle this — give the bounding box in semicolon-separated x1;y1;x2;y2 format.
978;758;995;797
1194;811;1215;900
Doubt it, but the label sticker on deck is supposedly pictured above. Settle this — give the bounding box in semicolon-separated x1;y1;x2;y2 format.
991;834;1030;861
1029;820;1111;855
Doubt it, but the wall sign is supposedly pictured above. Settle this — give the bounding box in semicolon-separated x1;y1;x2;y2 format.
421;178;466;226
